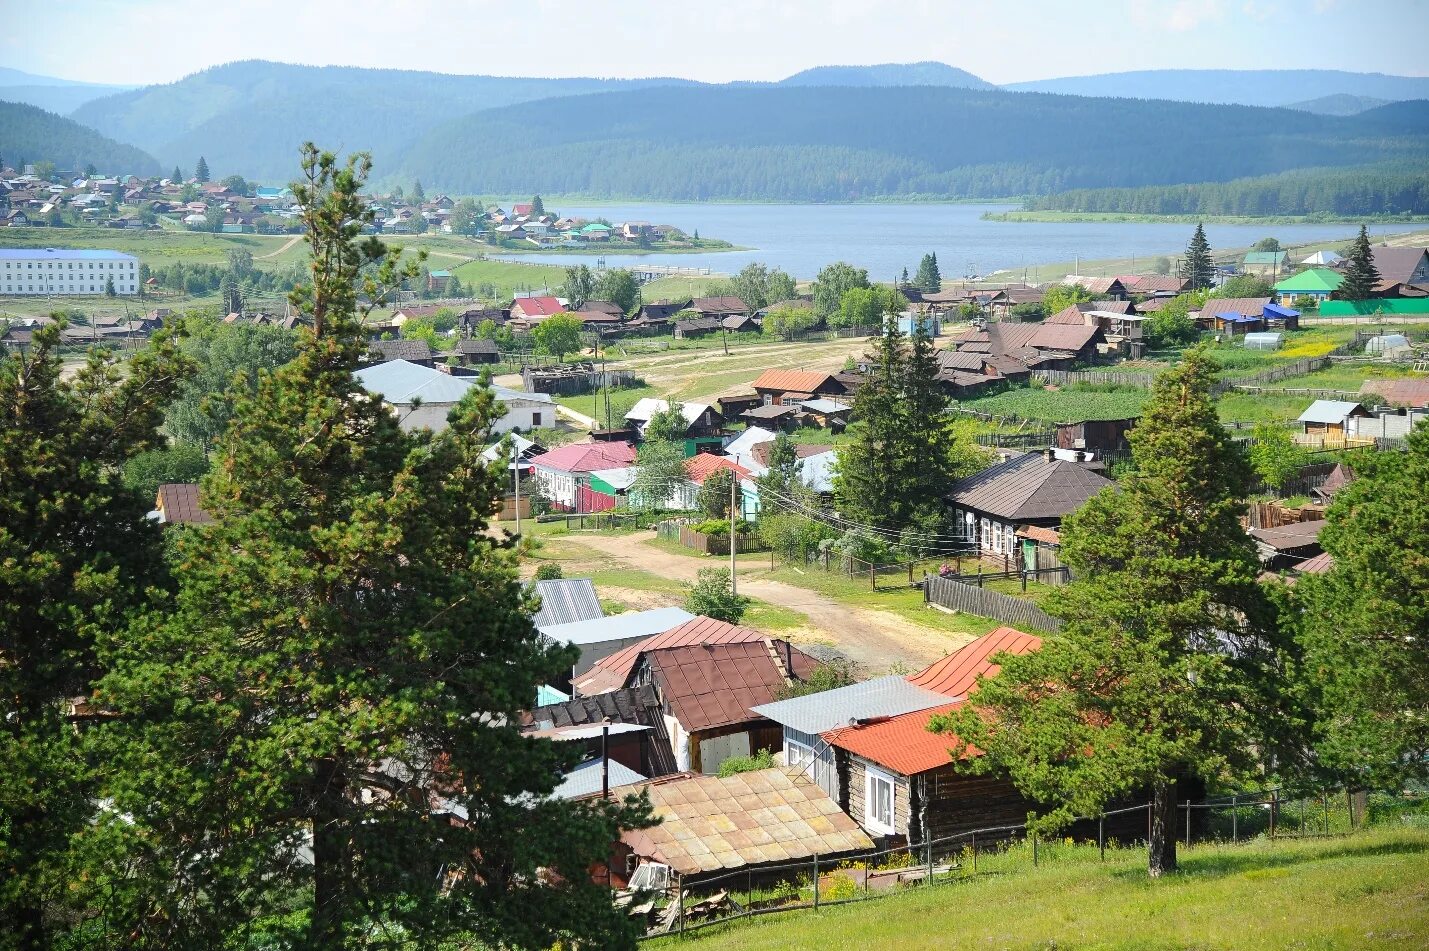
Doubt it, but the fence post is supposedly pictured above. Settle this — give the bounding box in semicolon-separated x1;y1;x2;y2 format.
971;831;977;874
677;875;685;934
1031;830;1038;867
1270;789;1278;839
1231;794;1238;844
813;852;819;909
870;563;875;590
1300;797;1306;837
1185;800;1192;847
1323;791;1330;835
1099;814;1105;861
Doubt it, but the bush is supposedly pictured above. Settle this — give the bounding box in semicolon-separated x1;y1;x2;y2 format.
716;749;775;777
683;567;749;624
533;563;563;581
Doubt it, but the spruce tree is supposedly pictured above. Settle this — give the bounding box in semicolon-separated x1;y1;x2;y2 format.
88;145;650;949
936;349;1296;877
1180;222;1214;291
0;321;190;949
194;156;209;183
1338;225;1381;301
915;253;942;293
411;178;424;202
834;314;906;528
531;194;545;216
171;165;182;182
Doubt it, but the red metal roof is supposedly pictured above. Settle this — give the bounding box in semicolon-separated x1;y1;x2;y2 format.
574;616;766;694
684;453;750;484
512;295;564;317
647;639;818;732
529;441;636;475
823;701;970;775
907;626;1043;698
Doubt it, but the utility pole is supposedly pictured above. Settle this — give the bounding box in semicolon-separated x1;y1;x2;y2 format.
729;470;738;596
513;448;522;535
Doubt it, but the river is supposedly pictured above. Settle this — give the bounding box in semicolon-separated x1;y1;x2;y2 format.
496;202;1424;281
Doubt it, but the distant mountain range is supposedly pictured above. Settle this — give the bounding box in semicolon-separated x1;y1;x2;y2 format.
0;100;160;175
0;67;136;117
7;60;1429;205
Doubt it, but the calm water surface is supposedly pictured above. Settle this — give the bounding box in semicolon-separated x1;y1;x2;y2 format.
499;202;1424;281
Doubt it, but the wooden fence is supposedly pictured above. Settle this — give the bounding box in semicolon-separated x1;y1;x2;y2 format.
924;575;1063;632
676;525;766;556
1033;369;1158;389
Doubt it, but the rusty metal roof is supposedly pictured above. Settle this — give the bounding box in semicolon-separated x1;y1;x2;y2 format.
947;452;1114;521
647;639;819;732
751;369;838;393
907;627;1043;698
621;769;873;875
574;616;767;695
155;483;214;525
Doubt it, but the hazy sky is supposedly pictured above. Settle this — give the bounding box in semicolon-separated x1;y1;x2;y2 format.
5;0;1426;86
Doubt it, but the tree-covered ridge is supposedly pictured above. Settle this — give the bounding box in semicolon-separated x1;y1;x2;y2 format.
397;85;1429;200
0;100;160;174
1021;163;1429;217
69;60;700;181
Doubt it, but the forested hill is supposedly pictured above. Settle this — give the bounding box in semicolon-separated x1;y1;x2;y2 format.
69;60;700;181
778;62;993;89
1004;69;1429;108
396;84;1429;201
0;100;159;175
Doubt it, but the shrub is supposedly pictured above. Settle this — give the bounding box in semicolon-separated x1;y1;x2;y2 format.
716;749;775;777
533;563;563;581
683;567;749;624
820;874;857;901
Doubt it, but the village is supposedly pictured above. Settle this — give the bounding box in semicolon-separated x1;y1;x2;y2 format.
99;216;1429;940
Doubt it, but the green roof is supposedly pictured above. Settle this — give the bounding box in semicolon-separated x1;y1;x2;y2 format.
1244;251;1288;264
1275;267;1342;293
430;269;451;278
579;222;611;233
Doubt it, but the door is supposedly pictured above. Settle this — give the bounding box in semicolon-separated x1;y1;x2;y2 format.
1023;539;1037;573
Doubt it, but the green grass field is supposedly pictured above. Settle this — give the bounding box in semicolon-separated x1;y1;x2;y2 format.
652;825;1429;951
449;258;568;299
958;384;1151;423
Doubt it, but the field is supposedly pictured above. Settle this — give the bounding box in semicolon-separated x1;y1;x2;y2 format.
958;384;1150;423
651;825;1429;951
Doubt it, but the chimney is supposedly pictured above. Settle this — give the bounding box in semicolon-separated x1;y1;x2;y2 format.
1043;447;1055;462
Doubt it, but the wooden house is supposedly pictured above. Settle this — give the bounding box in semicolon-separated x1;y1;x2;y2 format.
945;450;1114;558
751;369;850;406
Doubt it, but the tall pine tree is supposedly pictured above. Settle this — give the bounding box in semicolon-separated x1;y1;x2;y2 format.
936;349;1297;877
0;321;190;950
88;145;649;949
1338;225;1381;301
914;253;942;293
194;156;209;183
1180;222;1214;291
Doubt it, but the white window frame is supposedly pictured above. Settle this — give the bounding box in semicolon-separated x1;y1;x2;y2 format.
786;737;813;772
864;766;897;835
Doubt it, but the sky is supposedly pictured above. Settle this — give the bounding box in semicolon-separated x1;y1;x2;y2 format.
3;0;1426;87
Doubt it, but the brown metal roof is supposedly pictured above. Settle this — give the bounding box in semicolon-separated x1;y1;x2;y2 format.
1360;378;1429;408
574;616;767;695
621;769;873;875
1029;323;1101;352
1249;519;1327;554
1370;246;1429;288
1199;297;1271;317
1045;303;1096;325
155;483;214;525
647;639;819;732
751;369;840;394
947;452;1114;521
689;296;749;315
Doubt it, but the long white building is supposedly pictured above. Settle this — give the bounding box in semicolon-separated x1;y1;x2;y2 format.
1;248;140;296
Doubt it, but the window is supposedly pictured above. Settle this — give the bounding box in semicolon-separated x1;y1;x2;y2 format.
786;738;813;771
531;412;542;427
865;767;896;835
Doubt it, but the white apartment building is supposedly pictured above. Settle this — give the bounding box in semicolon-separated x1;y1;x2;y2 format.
1;248;140;295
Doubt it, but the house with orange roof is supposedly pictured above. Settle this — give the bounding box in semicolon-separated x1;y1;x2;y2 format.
750;368;852;406
747;627;1147;848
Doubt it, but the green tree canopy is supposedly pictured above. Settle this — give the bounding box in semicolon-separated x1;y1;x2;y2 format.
165;317;300;448
1181;222;1215;291
531;312;585;361
1042;283;1095;317
811;261;870;318
643;401;688;444
716;262;797;311
595;268;641;314
832;285;905;330
87;144;650;949
1248;423;1308;493
561;264;596;309
1338;224;1382;301
1295;425;1429;788
450;197;484;236
1214;273;1273;298
914;252;942;292
683;567;748;624
699;467;736;519
936;349;1296;878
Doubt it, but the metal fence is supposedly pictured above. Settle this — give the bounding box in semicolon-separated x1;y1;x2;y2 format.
636;785;1370;940
924;574;1064;632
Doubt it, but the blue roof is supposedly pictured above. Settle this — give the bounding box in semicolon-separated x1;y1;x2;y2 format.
1263;303;1300;318
0;248;137;261
354;359;551;405
750;675;949;735
539;606;694;645
536;684;571;706
551;758;646;800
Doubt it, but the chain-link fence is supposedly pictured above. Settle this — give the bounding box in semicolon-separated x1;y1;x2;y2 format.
633;786;1385;940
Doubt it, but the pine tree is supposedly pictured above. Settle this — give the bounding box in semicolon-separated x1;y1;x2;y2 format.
936;349;1297;877
1338;225;1381;301
194;156;209;183
834;315;909;528
411;179;424;202
88;145;650;948
0;321;189;949
914;253;942;293
1296;423;1429;787
531;194;545;216
171;165;182;182
1180;223;1214;291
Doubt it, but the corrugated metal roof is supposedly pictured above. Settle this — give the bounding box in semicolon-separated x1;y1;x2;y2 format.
685;453;750;484
824;702;969;776
529;441;637;475
155;483;214;525
647;639;818;732
539;606;694;646
750;675;949;735
1370;246;1429;286
552;758;646;799
723;427;776;460
622;770;872;875
1249;519;1327;553
1360;378;1429;408
907;627;1043;698
0;248;137;261
1275;267;1342;293
575;616;767;695
625;398;714;425
947;452;1114;521
1199;297;1271;317
356;358;472;403
1297;400;1367;424
529;578;603;628
1029;323;1100;352
751;369;838;393
1296;551;1335;575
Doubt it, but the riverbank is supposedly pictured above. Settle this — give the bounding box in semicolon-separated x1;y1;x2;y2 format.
986;210;1429;226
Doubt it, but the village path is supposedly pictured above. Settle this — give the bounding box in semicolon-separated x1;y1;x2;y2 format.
256;234;303;259
555;530;963;672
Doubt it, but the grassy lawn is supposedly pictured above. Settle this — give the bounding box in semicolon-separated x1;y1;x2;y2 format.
554;383;660;425
1265;361;1424;392
958;384;1151;423
640;275;726;300
763;564;1003;641
450;258;568;298
652;825;1429;951
0;225;295;264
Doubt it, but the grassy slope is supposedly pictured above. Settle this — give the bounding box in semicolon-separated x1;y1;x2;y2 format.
654;826;1429;951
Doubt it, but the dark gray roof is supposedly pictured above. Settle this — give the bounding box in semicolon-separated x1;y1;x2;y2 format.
525;684;678;776
750;675;949;735
947;452;1114;521
456;338;498;354
369;338;434;362
530;577;603;628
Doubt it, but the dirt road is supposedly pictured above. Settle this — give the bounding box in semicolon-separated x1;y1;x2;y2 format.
556;530;968;671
